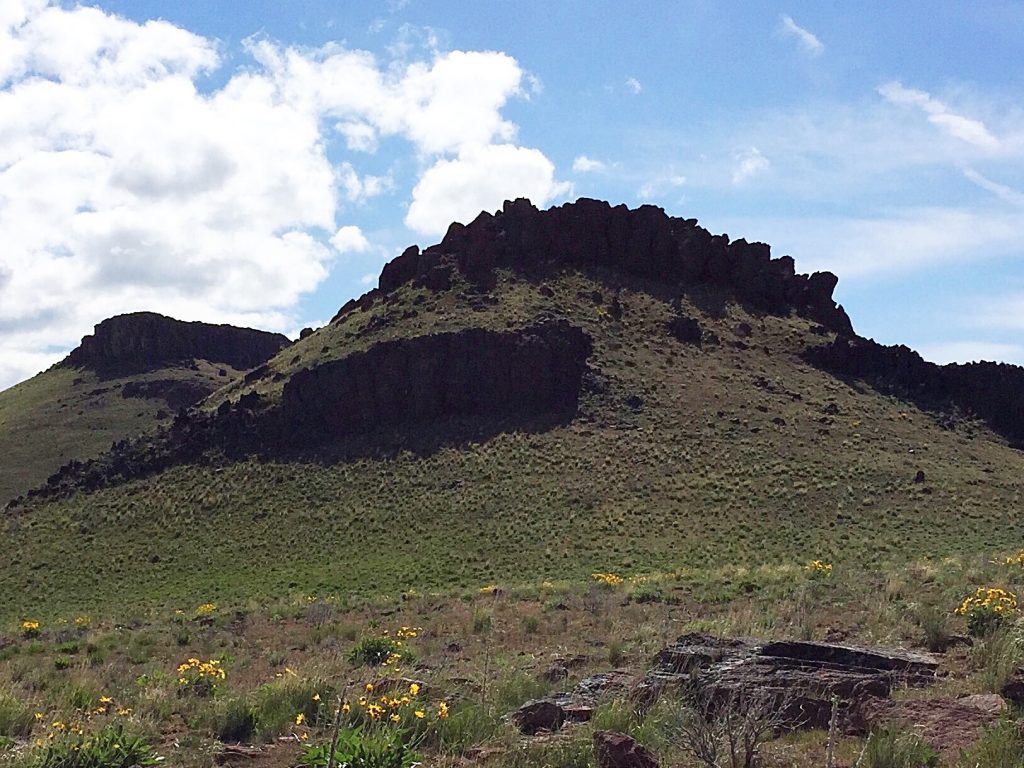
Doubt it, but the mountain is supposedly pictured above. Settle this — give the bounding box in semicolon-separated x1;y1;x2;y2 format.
0;313;289;504
3;198;1023;621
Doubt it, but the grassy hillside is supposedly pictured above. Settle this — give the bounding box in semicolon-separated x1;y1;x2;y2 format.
3;268;1021;622
0;361;247;505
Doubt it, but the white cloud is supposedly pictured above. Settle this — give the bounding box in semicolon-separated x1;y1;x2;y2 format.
963;169;1024;206
330;225;371;254
405;144;571;235
878;81;999;149
715;207;1024;279
732;147;770;184
572;155;607;173
779;15;824;57
0;3;559;389
625;77;642;94
638;175;686;199
917;341;1024;366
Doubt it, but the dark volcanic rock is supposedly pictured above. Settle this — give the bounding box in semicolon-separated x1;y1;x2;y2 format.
593;731;659;768
509;700;565;734
65;312;289;376
377;198;853;334
279;320;591;438
803;335;1024;446
639;633;938;730
32;321;593;500
121;379;215;411
666;315;702;346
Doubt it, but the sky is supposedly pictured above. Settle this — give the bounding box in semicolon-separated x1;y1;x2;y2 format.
2;0;1024;390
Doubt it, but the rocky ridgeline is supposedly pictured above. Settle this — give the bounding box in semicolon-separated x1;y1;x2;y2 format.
26;322;592;501
64;312;290;376
376;197;853;335
804;336;1024;446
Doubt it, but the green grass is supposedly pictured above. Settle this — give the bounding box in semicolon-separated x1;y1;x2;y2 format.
3;271;1024;622
0;361;247;505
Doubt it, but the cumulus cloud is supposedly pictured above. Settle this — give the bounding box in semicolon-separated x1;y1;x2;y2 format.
572;155;608;173
779;15;824;57
330;225;372;253
732;147;770;184
878;81;999;149
0;3;563;389
406;144;571;235
625;77;642;94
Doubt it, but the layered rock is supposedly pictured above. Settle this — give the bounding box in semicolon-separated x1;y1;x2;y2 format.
803;336;1024;446
378;198;852;334
30;321;593;499
279;320;592;438
65;312;290;376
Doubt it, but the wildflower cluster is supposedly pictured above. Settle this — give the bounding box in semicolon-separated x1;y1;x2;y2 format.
1004;550;1024;567
805;560;833;578
194;602;217;617
591;572;624;588
350;627;420;667
177;657;226;696
21;619;41;638
956;587;1018;637
30;723;160;766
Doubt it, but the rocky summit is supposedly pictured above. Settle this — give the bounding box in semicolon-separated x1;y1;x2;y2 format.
65;311;290;377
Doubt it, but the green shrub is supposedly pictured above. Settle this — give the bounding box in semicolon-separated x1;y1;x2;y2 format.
973;630;1023;693
471;610;492;634
55;641;80;656
29;724;161;767
53;655;72;671
209;696;257;743
298;726;420;768
253;678;331;741
862;727;938;768
916;605;951;652
0;689;35;738
349;637;401;667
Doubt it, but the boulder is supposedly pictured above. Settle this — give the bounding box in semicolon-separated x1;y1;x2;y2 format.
509;700;565;734
667;315;702;346
593;731;659;768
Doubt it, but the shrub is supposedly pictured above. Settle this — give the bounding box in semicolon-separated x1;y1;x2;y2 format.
916;605;951;653
29;724;161;767
209;696;257;743
973;629;1023;693
956;587;1017;637
298;726;420;768
176;657;226;697
0;690;35;738
862;727;938;768
253;678;330;741
20;620;41;639
350;637;401;667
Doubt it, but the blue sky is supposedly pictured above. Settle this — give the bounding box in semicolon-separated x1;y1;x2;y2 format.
2;1;1023;388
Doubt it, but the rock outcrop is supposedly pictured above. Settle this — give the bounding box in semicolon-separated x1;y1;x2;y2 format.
637;634;937;729
65;312;290;376
377;198;852;334
30;321;593;500
803;335;1024;446
279;320;592;438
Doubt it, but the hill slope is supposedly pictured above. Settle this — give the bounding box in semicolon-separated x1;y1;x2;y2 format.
3;199;1022;621
0;313;289;504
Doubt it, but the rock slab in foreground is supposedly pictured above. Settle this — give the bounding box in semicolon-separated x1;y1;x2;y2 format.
639;633;939;729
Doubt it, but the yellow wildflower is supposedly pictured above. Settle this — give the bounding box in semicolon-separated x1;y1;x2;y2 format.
409;683;420;696
295;713;305;725
414;710;425;719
